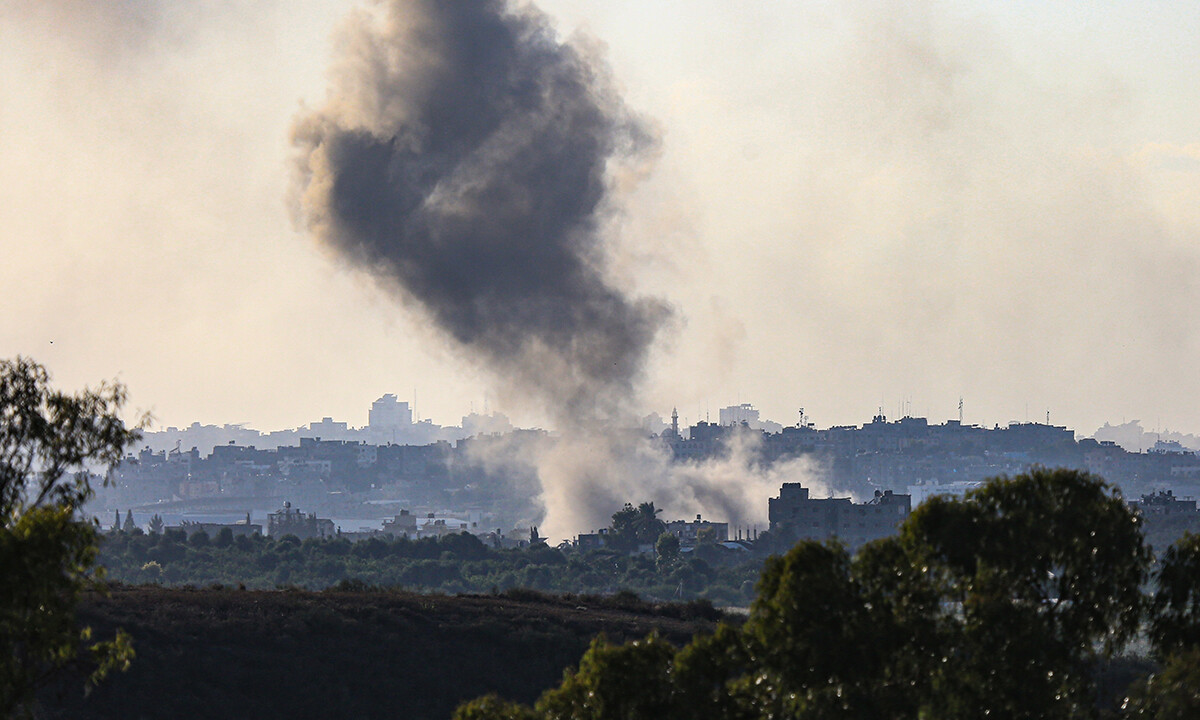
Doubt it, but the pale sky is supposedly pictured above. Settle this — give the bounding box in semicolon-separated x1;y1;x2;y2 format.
2;0;1198;436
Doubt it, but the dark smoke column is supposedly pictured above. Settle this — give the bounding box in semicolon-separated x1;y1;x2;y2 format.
293;0;669;420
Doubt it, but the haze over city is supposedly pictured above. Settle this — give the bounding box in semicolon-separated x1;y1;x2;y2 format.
8;4;1200;718
2;0;1198;438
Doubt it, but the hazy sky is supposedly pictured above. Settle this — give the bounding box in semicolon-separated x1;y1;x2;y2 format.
2;0;1197;436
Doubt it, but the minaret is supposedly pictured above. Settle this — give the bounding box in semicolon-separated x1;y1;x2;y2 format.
671;408;679;438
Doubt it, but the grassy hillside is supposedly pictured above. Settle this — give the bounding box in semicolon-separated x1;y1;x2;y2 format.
38;586;724;720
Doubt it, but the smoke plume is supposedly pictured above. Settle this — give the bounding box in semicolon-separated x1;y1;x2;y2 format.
293;0;825;539
292;0;670;420
460;424;831;542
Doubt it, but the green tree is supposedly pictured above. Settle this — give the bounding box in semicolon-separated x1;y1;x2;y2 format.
1122;648;1200;719
902;467;1148;718
454;468;1155;720
1148;532;1200;658
671;623;762;720
213;527;234;548
0;357;142;717
453;694;540;720
695;526;718;545
1129;532;1200;719
655;532;680;565
745;539;924;718
535;634;676;720
609;502;666;553
452;634;678;720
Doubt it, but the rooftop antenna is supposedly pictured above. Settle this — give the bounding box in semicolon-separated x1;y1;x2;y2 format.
958;397;964;423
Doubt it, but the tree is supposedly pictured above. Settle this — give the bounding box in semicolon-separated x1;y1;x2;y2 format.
696;526;721;545
534;634;676;720
1122;648;1200;719
453;634;678;720
655;532;680;565
453;694;540;720
745;539;923;719
671;622;762;720
214;526;234;548
1128;532;1200;718
900;467;1148;718
455;468;1155;720
0;357;142;717
1148;532;1200;658
609;502;666;553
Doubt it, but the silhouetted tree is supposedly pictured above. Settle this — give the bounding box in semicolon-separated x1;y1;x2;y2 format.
609;502;666;553
454;468;1152;720
0;357;142;717
655;532;680;565
1148;532;1200;658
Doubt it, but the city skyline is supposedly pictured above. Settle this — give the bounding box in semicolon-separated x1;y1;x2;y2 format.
2;1;1198;438
139;392;1189;450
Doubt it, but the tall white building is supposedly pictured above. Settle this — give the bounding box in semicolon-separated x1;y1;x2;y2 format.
369;394;413;444
720;403;760;427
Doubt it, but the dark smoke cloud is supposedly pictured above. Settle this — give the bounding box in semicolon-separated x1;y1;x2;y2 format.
292;0;670;419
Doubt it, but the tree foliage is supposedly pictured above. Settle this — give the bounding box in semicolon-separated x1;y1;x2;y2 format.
1122;648;1200;719
1148;531;1200;659
609;502;666;552
654;532;680;572
453;468;1165;720
902;467;1148;718
0;357;141;717
97;528;762;605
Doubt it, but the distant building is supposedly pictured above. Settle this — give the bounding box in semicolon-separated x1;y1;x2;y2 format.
178;513;263;538
718;404;784;434
303;417;351;441
382;509;418;537
768;482;911;548
461;411;514;437
575;528;611;551
1133;489;1199;516
336;528;384;542
267;502;335;540
665;514;729;547
1150;439;1195;455
369;394;413;444
720;403;760;427
417;515;471;538
906;479;987;506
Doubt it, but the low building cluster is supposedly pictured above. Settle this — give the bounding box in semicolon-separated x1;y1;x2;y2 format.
767;483;911;548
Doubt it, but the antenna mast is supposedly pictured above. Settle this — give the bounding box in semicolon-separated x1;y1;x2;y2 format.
958;397;963;423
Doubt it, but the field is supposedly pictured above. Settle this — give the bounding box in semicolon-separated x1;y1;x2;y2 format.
39;586;725;720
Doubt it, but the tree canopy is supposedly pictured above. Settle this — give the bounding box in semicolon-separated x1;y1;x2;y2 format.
0;357;141;717
454;467;1192;720
608;502;666;553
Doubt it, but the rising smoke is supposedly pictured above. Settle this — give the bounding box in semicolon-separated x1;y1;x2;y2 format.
293;0;824;539
292;0;670;421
